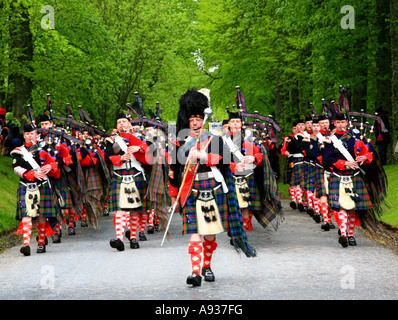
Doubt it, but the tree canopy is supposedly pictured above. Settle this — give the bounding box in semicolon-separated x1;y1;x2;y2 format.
0;0;396;161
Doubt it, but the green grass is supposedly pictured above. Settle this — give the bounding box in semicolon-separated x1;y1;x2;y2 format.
0;156;20;234
278;164;398;228
380;165;398;227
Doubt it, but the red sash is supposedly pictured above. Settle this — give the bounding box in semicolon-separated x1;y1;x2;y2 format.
179;136;213;208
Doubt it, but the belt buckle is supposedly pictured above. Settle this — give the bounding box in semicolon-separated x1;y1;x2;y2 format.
197;172;208;181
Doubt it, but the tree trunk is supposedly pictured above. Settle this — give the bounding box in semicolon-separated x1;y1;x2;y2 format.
9;2;33;118
375;0;392;112
391;0;398;163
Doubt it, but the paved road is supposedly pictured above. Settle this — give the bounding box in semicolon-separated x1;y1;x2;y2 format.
0;199;397;301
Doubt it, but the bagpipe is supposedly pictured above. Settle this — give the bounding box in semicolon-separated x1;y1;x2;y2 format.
127;92;168;132
311;85;388;145
227;86;282;147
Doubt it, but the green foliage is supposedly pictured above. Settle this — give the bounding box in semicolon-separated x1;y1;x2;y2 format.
380;165;398;227
0;156;20;233
0;0;394;142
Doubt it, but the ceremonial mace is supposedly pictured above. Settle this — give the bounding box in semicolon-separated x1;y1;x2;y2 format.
161;106;213;247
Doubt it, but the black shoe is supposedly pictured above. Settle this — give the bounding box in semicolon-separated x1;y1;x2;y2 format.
186;273;202;287
313;214;321;223
290;201;297;210
298;203;304;212
81;221;88;227
139;232;147;241
68;227;76;235
307;208;315;217
147;226;155;234
321;222;330;231
303;205;308;213
37;244;46;253
329;222;336;229
52;234;61;243
130;239;140;249
338;235;348;248
20;245;31;256
110;239;125;251
103;208;109;216
201;267;215;282
348;236;357;246
125;230;131;240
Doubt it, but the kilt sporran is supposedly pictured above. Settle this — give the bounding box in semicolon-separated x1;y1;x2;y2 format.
234;176;251;209
119;174;142;210
25;183;40;218
195;188;224;235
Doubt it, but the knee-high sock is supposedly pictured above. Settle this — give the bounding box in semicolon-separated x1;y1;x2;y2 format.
148;209;154;227
320;202;330;223
295;187;303;204
338;210;348;235
307;191;314;208
37;223;46;245
129;214;140;240
188;241;202;275
203;237;217;269
313;197;321;215
81;207;87;222
22;217;32;246
139;212;148;233
288;187;296;202
53;222;61;235
68;209;75;228
113;211;128;241
347;211;357;237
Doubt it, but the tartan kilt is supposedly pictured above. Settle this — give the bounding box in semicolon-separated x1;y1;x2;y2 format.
181;178;228;235
234;174;261;211
16;181;58;220
315;164;328;198
290;156;305;188
328;169;372;211
108;168;149;213
305;161;316;192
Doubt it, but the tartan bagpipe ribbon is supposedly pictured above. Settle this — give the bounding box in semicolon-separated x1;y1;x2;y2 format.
258;143;284;230
146;143;169;230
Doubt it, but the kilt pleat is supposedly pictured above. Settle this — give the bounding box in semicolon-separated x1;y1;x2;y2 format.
305;162;316;192
328;169;372;211
315;165;328;198
108;168;149;213
16;182;58;220
234;174;261;211
290;157;305;187
181;178;228;235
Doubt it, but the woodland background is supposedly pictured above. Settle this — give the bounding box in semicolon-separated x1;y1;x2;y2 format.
1;0;397;162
